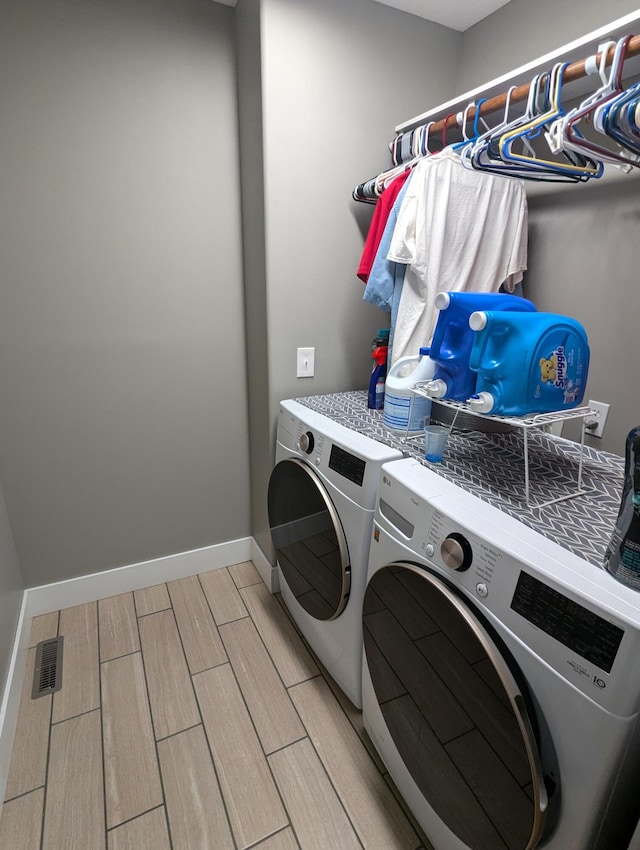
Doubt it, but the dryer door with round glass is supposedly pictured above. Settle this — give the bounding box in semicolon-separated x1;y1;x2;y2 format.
268;458;350;621
363;563;548;850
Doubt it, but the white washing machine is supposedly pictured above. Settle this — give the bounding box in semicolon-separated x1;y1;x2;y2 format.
362;457;640;850
267;399;402;708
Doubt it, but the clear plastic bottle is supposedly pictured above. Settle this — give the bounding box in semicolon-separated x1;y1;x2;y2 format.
383;347;434;433
604;427;640;589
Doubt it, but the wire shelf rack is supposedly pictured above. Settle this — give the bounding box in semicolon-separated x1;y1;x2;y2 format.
408;383;599;509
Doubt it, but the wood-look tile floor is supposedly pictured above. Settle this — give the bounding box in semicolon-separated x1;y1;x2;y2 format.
0;561;431;850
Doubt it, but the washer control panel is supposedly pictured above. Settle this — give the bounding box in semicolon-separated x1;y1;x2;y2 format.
372;458;640;714
423;508;503;594
440;532;473;572
511;570;624;675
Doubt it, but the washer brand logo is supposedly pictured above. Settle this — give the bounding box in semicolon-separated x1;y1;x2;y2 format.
567;659;589;678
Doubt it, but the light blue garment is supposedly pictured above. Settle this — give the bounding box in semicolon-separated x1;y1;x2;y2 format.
362;173;413;364
502;279;524;298
363;169;525;363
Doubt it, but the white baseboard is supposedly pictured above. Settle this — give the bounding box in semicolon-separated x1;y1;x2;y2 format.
25;536;253;618
0;535;263;808
250;538;279;593
0;592;32;808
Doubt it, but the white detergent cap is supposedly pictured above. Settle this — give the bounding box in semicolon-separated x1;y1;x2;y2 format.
469;311;487;331
425;379;448;398
434;292;451;310
467;392;494;413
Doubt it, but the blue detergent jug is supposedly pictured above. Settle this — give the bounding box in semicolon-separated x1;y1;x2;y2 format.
425;291;537;401
467;311;590;416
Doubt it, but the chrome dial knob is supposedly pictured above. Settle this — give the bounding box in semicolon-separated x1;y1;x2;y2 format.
441;533;473;571
298;431;315;454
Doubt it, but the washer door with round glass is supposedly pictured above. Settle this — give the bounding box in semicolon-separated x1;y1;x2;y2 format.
268;458;350;621
363;563;548;850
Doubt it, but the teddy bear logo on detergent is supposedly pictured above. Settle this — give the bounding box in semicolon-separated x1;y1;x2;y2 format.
539;354;558;384
540;346;566;389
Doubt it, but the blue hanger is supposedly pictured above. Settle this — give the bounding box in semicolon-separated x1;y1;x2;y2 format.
500;62;602;179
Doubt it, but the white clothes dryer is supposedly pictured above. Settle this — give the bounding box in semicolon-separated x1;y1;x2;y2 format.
362;457;640;850
267;399;402;708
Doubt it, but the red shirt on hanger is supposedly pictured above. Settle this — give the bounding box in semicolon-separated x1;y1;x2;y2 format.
357;169;411;283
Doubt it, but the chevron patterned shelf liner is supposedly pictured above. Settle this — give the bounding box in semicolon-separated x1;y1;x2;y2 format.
295;391;625;569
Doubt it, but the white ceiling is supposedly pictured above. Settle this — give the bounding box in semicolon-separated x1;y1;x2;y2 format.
370;0;511;31
217;1;511;33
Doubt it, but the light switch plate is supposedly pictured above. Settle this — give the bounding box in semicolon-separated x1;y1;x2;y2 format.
297;347;315;378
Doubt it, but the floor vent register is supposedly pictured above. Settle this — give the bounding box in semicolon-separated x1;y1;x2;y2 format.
32;636;63;699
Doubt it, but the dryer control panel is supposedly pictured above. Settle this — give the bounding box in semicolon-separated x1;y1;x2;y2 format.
276;399;402;511
328;444;365;487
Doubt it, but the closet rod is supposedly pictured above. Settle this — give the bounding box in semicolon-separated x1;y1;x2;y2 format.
405;33;640;139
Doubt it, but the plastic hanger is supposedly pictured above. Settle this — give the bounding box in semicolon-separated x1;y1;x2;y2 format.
400;130;413;165
468;82;537;172
420;121;435;156
451;102;476;150
460;86;518;170
597;69;640;160
368;120;438;197
600;83;640;150
410;127;421;159
465;75;587;181
471;98;490;139
544;42;613;156
552;36;639;171
481;76;545;168
499;62;602;178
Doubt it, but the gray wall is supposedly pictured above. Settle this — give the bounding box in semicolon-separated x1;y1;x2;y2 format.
235;0;273;560
262;0;460;409
0;0;250;586
458;0;640;93
458;1;640;454
247;0;461;552
525;177;640;453
3;0;631;658
0;487;23;701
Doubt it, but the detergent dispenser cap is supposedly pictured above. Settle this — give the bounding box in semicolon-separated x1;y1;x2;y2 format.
467;392;494;413
425;379;448;398
434;292;451;310
469;311;488;331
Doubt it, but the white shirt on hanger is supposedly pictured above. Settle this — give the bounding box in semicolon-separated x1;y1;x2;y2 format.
387;147;528;360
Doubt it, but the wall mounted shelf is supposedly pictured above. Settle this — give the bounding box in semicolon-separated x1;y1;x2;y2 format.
395;10;640;135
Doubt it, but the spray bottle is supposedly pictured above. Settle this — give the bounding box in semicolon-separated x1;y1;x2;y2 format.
368;345;388;410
